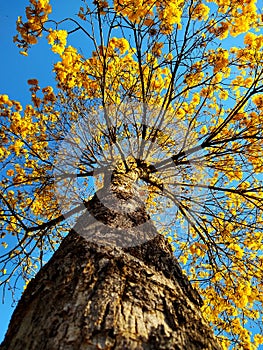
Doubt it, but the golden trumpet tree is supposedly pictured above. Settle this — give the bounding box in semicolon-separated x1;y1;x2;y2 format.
1;0;263;348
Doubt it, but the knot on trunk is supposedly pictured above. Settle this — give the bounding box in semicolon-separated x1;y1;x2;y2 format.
105;156;163;198
73;182;157;247
73;156;164;247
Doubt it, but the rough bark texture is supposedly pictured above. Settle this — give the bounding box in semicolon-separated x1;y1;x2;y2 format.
1;187;222;350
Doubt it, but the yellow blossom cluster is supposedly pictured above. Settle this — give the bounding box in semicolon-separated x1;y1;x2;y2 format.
246;143;263;173
177;148;263;347
31;185;58;216
199;267;263;349
151;42;164;57
47;30;68;55
229;0;259;36
114;0;184;33
157;0;184;33
53;40;172;103
189;242;207;257
252;94;263;109
42;86;56;104
192;3;210;21
0;94;14;108
114;0;154;23
185;217;263;349
0;89;55;162
186;71;205;87
244;32;263;49
207;0;259;37
208;21;230;39
230;44;263;71
0;88;61;234
108;37;130;55
95;0;109;15
14;0;52;54
54;47;83;89
206;48;230;74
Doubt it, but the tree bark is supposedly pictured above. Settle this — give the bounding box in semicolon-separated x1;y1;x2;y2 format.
0;186;222;350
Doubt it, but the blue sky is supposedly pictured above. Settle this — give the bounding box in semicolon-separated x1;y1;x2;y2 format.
1;2;53;102
0;1;81;341
0;2;49;341
0;1;82;102
0;1;103;340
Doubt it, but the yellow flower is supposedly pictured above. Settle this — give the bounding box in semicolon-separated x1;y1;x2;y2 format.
179;255;188;265
118;38;129;54
0;94;9;104
244;32;257;47
152;42;164;57
219;89;228;100
192;3;210;21
6;169;14;177
47;30;68;55
200;125;208;134
254;334;263;345
27;79;39;85
252;94;263;108
228;243;244;259
20;51;28;56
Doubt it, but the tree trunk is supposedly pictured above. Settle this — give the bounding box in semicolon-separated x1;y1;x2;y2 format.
0;186;222;350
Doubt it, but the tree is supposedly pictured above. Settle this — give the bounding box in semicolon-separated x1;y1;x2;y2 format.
0;0;263;348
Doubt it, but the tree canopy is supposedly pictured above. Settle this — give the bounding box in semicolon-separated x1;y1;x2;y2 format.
1;0;263;348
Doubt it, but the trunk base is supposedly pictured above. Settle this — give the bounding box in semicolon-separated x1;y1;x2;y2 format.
1;232;221;350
